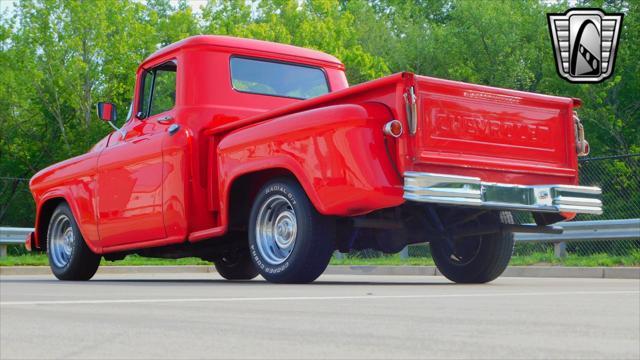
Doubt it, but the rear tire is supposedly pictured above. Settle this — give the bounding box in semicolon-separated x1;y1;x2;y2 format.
430;211;514;283
47;203;100;281
214;250;259;280
248;178;335;283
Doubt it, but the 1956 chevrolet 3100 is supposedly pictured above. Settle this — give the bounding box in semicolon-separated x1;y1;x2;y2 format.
27;35;602;283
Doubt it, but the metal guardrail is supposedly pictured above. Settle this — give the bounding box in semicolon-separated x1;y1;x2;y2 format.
0;227;33;257
0;227;32;243
515;219;639;242
514;219;639;258
399;219;639;259
1;220;639;258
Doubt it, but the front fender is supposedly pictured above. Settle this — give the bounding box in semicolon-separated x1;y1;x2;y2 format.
30;151;101;253
32;190;101;254
217;103;404;221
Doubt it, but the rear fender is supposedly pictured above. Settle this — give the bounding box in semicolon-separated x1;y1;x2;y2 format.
217;103;404;224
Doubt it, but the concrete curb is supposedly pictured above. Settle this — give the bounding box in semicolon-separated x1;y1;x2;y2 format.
0;265;216;276
325;265;438;276
327;265;640;279
1;265;638;279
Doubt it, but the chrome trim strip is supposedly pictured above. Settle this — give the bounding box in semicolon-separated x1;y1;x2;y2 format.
552;185;601;194
404;87;417;135
403;172;603;215
574;111;590;156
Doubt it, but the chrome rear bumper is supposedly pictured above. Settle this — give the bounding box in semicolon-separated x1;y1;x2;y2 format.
403;172;602;215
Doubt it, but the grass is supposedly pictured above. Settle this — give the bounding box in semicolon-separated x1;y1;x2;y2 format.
331;255;435;266
1;250;639;267
0;253;211;267
511;251;640;267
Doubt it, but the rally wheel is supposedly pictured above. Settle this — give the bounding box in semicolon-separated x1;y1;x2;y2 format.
248;178;335;283
47;203;101;280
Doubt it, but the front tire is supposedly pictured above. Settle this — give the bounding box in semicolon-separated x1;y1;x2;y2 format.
430;211;514;283
47;203;101;280
214;250;259;280
248;178;335;283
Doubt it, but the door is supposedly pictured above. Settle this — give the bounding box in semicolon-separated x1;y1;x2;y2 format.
97;61;178;248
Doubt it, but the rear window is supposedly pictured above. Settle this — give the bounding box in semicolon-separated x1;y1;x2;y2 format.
230;57;329;100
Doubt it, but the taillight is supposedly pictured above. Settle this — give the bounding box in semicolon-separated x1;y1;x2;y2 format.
383;120;403;138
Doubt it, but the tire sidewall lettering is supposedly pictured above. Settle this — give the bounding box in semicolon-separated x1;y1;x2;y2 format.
264;185;296;205
250;244;290;274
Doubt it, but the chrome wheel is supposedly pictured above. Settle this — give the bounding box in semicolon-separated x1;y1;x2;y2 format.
49;214;74;268
255;195;297;265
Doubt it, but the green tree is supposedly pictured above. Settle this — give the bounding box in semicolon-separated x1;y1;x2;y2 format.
201;0;390;84
0;0;638;226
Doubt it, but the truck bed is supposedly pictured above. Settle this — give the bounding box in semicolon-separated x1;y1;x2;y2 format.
208;72;581;186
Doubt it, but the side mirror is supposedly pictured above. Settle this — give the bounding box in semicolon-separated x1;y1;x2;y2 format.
97;102;117;122
97;101;126;138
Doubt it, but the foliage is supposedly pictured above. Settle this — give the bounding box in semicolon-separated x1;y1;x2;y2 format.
1;0;638;227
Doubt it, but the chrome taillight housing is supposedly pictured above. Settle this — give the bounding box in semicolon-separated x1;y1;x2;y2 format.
383;120;403;138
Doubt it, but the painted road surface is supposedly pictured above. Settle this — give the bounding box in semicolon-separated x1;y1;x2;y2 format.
1;273;638;359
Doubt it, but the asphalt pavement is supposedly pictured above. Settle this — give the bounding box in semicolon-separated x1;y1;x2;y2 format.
1;273;638;359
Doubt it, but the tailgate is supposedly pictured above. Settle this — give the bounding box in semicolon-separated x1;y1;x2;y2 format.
410;76;578;180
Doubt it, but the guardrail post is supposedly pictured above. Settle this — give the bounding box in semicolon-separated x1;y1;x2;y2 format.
399;246;409;259
0;244;7;258
554;241;567;258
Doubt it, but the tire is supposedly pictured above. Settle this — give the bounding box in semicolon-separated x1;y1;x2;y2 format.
214;250;259;280
430;211;514;284
47;203;101;280
248;178;335;283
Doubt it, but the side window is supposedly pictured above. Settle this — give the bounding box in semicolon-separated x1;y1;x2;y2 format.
139;61;177;118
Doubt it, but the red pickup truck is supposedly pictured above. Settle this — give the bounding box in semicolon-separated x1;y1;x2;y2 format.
27;35;601;283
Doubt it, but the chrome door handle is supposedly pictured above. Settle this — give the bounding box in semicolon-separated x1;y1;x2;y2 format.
168;124;180;135
157;116;174;124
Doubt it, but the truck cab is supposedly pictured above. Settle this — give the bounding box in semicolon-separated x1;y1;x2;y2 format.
29;35;601;283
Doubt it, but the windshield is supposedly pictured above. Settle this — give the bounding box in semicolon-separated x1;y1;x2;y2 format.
230;57;329;100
